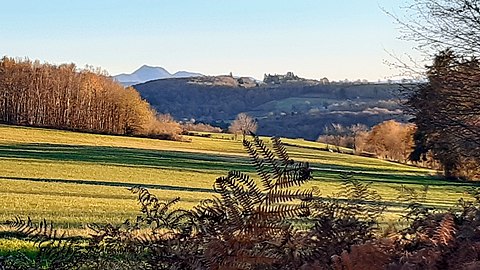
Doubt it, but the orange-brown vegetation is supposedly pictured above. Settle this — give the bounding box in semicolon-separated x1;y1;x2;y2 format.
0;57;181;139
318;120;415;163
182;121;222;133
363;120;415;163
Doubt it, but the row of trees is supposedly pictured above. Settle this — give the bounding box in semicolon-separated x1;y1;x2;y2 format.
0;57;181;138
319;123;368;153
181;120;222;133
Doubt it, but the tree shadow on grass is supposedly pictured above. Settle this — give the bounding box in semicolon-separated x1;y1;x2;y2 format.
1;142;467;188
311;168;478;187
0;143;253;173
0;176;214;194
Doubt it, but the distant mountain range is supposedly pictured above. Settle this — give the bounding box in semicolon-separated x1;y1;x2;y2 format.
113;65;203;86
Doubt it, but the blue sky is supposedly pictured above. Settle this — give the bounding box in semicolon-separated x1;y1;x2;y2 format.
1;0;417;81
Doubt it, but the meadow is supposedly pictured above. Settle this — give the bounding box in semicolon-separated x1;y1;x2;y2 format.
0;124;476;234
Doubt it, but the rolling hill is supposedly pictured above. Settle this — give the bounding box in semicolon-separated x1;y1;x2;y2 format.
133;75;409;140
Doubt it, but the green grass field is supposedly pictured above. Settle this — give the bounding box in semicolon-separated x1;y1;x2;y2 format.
0;124;476;234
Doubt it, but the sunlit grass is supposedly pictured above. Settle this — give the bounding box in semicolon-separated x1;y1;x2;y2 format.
0;238;37;257
0;124;473;236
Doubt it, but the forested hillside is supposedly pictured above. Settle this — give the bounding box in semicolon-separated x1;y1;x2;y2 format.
134;75;407;140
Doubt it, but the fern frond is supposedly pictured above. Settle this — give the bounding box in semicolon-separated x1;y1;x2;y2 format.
273;162;312;190
340;173;377;200
157;197;181;216
129;186;194;233
264;189;313;205
214;176;244;226
7;217;76;268
271;137;291;165
252;136;282;175
258;204;310;219
227;171;264;204
434;214;456;246
8;216;62;242
393;184;429;203
193;197;225;220
243;139;273;190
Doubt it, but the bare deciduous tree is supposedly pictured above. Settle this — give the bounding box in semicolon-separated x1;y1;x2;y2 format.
348;124;368;154
391;0;480;57
319;123;348;152
229;113;257;140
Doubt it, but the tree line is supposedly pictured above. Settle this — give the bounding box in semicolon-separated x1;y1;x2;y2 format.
0;57;181;139
136;75;395;123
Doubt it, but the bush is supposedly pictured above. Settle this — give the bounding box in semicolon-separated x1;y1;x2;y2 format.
181;122;222;133
143;113;182;140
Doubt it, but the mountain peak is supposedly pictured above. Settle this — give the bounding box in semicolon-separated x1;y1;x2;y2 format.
114;65;203;86
136;64;165;71
132;66;171;82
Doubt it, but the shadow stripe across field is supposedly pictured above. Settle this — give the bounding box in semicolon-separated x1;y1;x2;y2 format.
0;176;452;211
0;142;458;186
2;142;477;195
0;176;214;193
